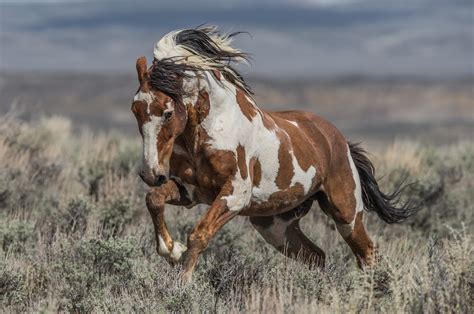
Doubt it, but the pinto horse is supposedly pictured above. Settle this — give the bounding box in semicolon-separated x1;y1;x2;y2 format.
131;27;416;281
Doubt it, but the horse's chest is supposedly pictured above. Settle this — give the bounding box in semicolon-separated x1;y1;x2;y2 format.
170;149;237;205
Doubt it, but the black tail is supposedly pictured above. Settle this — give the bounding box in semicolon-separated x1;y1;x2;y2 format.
348;142;419;224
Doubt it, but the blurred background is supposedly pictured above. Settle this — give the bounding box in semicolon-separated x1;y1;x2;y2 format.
1;0;473;144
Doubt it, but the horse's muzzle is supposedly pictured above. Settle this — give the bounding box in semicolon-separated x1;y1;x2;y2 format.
154;175;167;187
138;170;167;187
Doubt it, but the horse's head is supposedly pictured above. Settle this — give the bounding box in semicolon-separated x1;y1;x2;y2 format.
132;56;187;186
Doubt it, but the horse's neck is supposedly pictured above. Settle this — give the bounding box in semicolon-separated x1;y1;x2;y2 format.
202;72;260;127
178;72;261;154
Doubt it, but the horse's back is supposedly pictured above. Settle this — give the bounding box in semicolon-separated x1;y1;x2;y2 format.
269;109;350;175
270;110;346;142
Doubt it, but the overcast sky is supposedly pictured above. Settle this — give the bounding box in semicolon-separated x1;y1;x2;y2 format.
0;0;472;77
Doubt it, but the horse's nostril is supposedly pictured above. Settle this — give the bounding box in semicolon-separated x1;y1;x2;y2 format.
155;175;166;186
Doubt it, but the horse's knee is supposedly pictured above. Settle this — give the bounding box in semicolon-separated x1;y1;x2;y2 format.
187;230;209;253
145;187;167;210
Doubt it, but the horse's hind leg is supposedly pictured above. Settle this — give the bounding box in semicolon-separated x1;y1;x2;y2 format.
315;188;375;269
250;199;325;267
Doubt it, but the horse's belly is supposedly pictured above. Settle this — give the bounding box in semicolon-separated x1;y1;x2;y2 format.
240;184;313;216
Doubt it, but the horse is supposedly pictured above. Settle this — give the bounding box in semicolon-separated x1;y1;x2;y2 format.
131;26;417;282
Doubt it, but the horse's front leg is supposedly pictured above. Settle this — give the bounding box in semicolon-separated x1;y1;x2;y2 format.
146;180;187;264
180;180;244;282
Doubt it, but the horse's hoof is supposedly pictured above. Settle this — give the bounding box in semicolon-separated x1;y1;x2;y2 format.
170;241;187;262
179;270;193;284
163;241;187;266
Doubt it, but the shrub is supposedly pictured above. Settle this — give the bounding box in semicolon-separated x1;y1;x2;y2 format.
99;197;135;237
0;265;26;307
0;221;34;253
59;196;92;235
76;238;138;277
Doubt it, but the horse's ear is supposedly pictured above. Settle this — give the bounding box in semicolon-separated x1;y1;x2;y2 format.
136;56;147;84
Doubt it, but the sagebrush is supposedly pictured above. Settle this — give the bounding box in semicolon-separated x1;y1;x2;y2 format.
0;114;472;312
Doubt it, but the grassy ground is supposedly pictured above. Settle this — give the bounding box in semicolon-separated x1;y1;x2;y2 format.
0;114;472;312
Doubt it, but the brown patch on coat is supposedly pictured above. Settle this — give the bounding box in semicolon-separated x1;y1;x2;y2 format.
195;91;210;123
260;111;277;131
321;143;358;225
212;70;221;81
239;183;306;216
249;157;262;187
343;212;375;268
271;112;317;172
236;89;258;121
236;144;248;180
274;131;294;190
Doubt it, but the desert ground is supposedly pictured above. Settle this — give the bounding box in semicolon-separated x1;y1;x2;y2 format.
0;74;472;312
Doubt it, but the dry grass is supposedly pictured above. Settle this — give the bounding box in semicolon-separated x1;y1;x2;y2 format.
0;114;473;313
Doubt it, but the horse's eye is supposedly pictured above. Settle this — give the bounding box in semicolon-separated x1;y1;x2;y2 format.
163;111;173;121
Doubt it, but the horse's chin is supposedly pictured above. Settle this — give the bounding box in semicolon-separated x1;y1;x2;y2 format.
138;171;155;187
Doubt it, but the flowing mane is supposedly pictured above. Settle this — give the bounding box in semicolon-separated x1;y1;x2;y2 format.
150;26;253;103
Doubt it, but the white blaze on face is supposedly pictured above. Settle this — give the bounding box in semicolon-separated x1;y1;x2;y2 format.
138;95;174;174
142;115;163;172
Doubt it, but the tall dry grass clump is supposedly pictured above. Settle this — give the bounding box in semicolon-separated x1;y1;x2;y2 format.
0;114;472;312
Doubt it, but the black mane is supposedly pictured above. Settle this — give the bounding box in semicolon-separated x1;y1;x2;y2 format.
149;27;252;104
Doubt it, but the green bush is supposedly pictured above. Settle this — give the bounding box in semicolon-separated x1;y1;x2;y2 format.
1;116;472;312
99;197;135;237
0;221;34;253
76;238;138;276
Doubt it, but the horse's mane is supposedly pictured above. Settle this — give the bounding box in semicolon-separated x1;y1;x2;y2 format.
150;26;252;104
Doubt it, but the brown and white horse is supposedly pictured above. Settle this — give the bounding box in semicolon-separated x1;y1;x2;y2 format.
131;27;416;282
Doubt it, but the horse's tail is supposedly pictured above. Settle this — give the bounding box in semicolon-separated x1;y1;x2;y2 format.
348;142;419;224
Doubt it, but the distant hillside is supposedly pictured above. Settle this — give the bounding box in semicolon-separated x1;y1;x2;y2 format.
0;73;472;144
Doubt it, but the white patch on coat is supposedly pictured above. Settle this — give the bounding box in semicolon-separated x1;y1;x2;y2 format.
170;241;187;262
224;166;253;211
157;235;170;256
192;72;318;211
289;151;316;194
142;116;162;171
288;120;298;127
158;235;187;262
164;100;174;111
278;126;317;195
199;72;280;207
134;91;155;114
348;145;364;213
